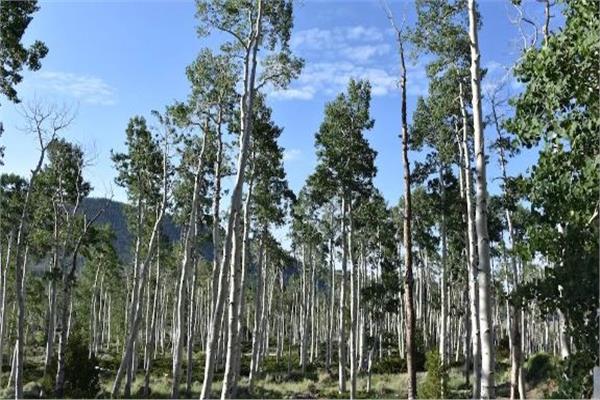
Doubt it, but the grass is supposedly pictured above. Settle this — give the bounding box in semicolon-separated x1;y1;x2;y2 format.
0;349;555;399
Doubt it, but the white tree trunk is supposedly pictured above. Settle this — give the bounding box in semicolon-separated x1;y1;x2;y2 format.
172;129;208;398
199;4;262;397
468;0;495;396
349;203;357;400
459;82;481;398
338;196;348;394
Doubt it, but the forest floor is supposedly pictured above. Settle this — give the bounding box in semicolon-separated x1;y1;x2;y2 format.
0;350;553;399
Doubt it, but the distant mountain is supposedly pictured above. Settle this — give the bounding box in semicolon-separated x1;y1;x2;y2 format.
80;197;212;262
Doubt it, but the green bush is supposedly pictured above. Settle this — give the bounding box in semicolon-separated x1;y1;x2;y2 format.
497;336;510;360
418;350;448;399
525;352;557;385
64;334;101;398
39;335;100;398
372;355;406;374
548;352;594;399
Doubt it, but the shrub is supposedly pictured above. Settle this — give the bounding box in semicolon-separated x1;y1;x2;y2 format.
418;350;448;399
63;334;101;398
372;355;406;374
525;352;557;386
39;335;100;398
23;381;42;398
548;352;594;399
497;336;510;360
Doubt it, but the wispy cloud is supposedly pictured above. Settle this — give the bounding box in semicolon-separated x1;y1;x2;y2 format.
291;26;385;52
34;71;117;106
482;61;522;96
271;86;316;101
273;60;428;101
283;148;302;162
272;25;428;101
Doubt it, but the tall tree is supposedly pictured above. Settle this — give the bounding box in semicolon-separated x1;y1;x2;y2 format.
310;78;376;398
506;1;599;397
467;0;495;397
194;1;302;396
110;113;173;397
9;101;73;399
0;0;47;104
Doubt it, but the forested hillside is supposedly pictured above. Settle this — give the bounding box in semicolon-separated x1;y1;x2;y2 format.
0;0;597;399
79;198;182;261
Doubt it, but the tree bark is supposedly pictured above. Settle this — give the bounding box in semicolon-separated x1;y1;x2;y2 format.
172;126;208;399
459;82;481;398
112;151;169;398
349;201;357;399
468;1;495;396
222;172;253;398
199;3;262;396
338;196;348;394
398;25;417;400
439;165;448;399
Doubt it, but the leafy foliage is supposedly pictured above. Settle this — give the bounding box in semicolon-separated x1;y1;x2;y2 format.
0;0;48;104
418;350;448;399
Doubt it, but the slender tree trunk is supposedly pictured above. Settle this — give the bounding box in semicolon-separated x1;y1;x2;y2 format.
112;156;169;398
299;244;308;374
14;244;28;400
0;231;13;387
558;310;570;359
250;230;267;384
222;174;253;398
459;82;481;398
44;211;60;374
439;165;448;399
231;177;253;392
186;264;198;397
349;201;357;400
468;1;495;396
172;128;208;399
327;213;335;371
143;251;161;397
491;98;524;400
55;209;103;397
199;4;262;396
398;27;417;400
338;196;348;394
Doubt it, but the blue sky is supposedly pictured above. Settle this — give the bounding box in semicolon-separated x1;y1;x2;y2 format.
1;0;553;213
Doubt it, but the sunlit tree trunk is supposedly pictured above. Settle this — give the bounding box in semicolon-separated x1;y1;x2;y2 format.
0;231;13;387
327;211;335;370
143;251;161;397
338;196;348;394
349;201;357;400
459;82;481;398
112;157;169;398
398;25;417;400
172;128;208;399
439;165;448;399
468;0;495;396
222;175;252;398
199;3;262;397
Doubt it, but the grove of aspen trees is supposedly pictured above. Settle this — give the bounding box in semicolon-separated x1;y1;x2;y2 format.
0;0;597;399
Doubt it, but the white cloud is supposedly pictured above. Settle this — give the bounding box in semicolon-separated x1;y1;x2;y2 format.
274;25;428;101
283;148;302;162
272;59;428;101
481;61;522;97
340;44;391;63
346;26;384;41
34;71;117;106
271;86;316;100
291;25;391;63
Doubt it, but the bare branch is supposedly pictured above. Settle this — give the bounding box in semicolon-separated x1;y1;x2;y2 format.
509;2;539;50
17;98;77;153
